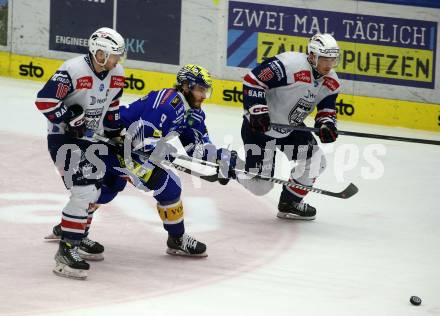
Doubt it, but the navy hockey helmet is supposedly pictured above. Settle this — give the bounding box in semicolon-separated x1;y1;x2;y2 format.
177;64;213;98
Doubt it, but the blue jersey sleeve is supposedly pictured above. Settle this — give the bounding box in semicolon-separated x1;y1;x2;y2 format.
120;89;185;153
179;108;218;160
35;70;75;123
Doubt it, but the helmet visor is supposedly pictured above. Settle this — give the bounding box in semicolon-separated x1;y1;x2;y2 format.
317;56;340;68
191;84;213;99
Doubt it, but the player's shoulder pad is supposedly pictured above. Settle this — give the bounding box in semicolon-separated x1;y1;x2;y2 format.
186;108;206;126
322;71;341;93
275;52;310;84
113;63;124;76
159;88;183;107
49;70;73;86
158;88;185;116
109;64;125;89
59;55;92;83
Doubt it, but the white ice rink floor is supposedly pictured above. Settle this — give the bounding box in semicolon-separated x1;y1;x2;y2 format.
0;76;439;316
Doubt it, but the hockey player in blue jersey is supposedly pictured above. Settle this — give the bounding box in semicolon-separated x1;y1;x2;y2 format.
36;27;126;279
45;64;238;279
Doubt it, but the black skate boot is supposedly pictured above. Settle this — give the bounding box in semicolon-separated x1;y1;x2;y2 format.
166;233;207;257
44;223;62;241
78;237;105;261
45;224;104;261
277;200;316;220
53;241;90;280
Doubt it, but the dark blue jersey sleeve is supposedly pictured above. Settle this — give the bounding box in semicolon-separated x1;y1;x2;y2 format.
103;88;124;133
35;70;74;123
242;56;288;111
315;93;338;126
178;108;218;160
120;89;185;153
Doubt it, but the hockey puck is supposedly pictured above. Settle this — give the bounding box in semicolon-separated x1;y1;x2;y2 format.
410;296;422;306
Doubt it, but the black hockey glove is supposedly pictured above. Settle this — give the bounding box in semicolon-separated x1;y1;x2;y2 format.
216;149;238;185
65;104;86;138
249;104;270;134
104;126;126;139
315;121;338;143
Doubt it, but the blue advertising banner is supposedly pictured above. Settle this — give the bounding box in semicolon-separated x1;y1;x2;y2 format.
0;0;7;46
227;1;437;88
49;0;113;54
362;0;440;9
117;0;181;65
49;0;181;65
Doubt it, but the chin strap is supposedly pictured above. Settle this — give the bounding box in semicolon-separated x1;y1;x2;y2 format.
92;52;110;70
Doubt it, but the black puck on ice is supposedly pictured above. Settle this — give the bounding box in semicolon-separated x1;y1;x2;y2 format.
410;296;422;306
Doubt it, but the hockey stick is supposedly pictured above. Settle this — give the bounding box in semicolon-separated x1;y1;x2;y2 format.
91;134;217;182
93;134;358;199
271;123;440;146
173;154;359;199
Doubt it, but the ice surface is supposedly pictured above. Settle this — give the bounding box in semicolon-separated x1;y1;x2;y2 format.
0;77;439;316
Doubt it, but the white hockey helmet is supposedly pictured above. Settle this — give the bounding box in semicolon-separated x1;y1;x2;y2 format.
88;27;126;66
308;33;340;69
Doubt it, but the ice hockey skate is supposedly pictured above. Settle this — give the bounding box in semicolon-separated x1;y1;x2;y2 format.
44;222;62;241
53;241;90;280
277;200;317;220
45;223;105;261
166;233;207;257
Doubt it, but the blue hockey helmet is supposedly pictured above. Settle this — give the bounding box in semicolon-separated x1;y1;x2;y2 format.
176;64;213;98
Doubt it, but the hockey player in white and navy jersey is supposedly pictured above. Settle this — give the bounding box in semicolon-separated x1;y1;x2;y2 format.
239;33;341;220
44;64;238;276
35;27;126;279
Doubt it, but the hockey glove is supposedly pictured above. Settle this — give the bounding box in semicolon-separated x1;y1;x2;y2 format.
315;122;338;143
216;149;238;185
249;104;270;134
66;104;86;138
149;139;178;164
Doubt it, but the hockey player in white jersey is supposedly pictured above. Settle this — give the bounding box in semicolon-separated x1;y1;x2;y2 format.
239;33;341;220
35;27;126;279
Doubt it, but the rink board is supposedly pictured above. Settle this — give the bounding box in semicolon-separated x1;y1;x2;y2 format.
1;51;439;132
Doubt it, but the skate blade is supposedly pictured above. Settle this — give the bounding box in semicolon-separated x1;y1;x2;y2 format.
53;263;88;280
166;248;208;258
44;233;61;241
78;249;104;261
277;212;315;221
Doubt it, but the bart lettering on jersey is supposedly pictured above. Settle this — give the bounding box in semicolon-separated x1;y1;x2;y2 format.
243;51;341;138
35;55;124;136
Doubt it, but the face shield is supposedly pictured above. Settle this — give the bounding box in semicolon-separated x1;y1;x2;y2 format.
191;83;213;99
316;47;340;68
